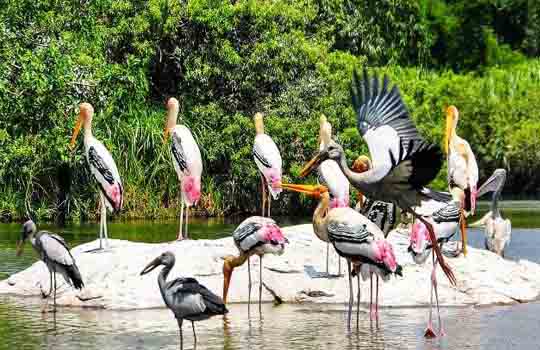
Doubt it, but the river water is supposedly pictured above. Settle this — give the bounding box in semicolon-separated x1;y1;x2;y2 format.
0;207;539;349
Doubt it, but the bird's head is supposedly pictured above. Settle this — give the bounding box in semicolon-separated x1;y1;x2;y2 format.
352;155;371;205
17;220;37;257
300;140;344;177
445;105;459;154
164;97;180;142
70;102;94;150
140;251;176;275
253;112;264;135
280;183;329;200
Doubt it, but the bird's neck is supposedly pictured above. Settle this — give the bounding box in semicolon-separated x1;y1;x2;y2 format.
313;194;329;240
490;192;500;217
336;152;372;194
158;264;173;296
224;253;249;269
83;118;93;140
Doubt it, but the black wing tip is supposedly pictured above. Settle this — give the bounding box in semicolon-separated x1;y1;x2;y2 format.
395;265;403;277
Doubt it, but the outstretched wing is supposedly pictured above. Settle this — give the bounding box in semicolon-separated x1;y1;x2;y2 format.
350;69;443;191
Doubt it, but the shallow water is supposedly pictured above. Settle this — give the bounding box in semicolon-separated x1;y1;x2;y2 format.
0;205;539;349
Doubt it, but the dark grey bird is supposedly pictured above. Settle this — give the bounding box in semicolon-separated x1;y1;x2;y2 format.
300;69;456;287
16;220;84;313
470;169;511;257
140;252;228;349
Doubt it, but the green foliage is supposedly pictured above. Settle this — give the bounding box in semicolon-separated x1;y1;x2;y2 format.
0;0;539;221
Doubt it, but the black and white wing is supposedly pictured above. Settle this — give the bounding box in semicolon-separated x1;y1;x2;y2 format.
350;69;443;195
231;216;276;253
167;277;228;318
171;132;188;173
358;198;397;236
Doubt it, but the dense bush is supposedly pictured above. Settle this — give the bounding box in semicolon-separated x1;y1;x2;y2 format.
0;0;539;222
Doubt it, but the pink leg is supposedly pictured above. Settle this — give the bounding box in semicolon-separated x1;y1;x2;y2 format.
424;252;437;338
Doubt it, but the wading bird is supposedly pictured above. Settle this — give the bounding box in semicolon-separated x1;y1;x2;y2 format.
164;97;203;240
222;216;288;312
300;69;456;289
70;103;123;251
141;252;227;349
16;220;84;313
352;156;397;237
317;115;349;276
252;113;282;217
281;183;402;330
470;169;511;257
408;194;461;338
445;105;478;255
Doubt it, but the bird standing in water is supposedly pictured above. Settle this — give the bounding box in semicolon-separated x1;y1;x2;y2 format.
222;216;288;312
252;113;282;217
445;105;478;256
141;252;227;349
164;97;203;240
16;220;84;313
70;103;123;251
281;183;402;330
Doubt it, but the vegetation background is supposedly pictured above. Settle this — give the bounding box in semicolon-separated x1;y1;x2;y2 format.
0;0;539;222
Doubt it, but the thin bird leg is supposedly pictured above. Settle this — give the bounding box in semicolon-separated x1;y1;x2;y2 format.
267;194;271;218
424;252;437;338
356;274;361;328
178;191;184;240
370;273;374;321
192;321;197;345
338;255;342;276
261;176;266;217
259;255;263;313
101;194;109;249
434;245;445;337
414;213;456;286
325;243;329;276
177;318;183;350
98;195;104;250
184;205;190;240
247;256;251;314
41;270;53;298
460;209;468;256
347;260;353;332
53;269;57;313
375;275;379;321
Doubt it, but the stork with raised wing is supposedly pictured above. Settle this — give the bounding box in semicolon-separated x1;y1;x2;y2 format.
16;220;84;313
281;183;402;330
252;113;282;217
141;252;227;349
164;97;203;240
299;69;456;288
70;103;123;251
470;169;511;257
445;105;478;255
222;216;288;312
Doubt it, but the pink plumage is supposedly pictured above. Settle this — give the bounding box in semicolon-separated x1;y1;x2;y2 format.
373;240;398;272
182;175;201;206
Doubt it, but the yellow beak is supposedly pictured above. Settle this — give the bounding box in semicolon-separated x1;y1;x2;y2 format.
70;114;83;150
163;127;170;143
445;108;455;154
280;183;327;198
300;152;325;177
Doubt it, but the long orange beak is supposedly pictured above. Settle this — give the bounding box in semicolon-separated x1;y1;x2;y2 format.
222;260;233;304
70;115;83;150
16;240;24;257
357;192;364;207
163;127;170;143
281;183;327;198
300;152;325;177
445;107;455;154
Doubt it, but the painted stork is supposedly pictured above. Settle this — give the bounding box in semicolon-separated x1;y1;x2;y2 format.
281;183;402;330
252;113;282;217
316;115;349;276
70;103;123;251
16;220;84;313
408;193;461;338
470;169;511;257
352;155;397;237
222;216;288;312
445;105;478;255
164;97;203;240
299;69;456;286
140;252;227;349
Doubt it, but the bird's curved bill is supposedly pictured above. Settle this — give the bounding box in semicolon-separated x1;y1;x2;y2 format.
70;115;83;150
444;108;454;154
163;127;170;143
281;183;326;198
140;257;161;275
15;240;24;257
300;152;325;177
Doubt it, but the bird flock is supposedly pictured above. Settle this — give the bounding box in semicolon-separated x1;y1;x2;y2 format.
14;69;513;348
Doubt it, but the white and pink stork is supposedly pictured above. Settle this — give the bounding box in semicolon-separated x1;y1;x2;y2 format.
252;113;282;217
164;97;203;240
70;103;123;251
